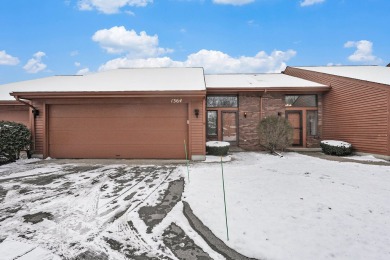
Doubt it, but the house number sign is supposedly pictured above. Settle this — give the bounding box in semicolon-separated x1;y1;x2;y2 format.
171;98;183;103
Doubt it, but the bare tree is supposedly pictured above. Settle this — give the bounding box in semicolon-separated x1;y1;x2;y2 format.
257;116;293;153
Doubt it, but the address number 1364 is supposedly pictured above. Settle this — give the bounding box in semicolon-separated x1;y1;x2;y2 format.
171;99;183;103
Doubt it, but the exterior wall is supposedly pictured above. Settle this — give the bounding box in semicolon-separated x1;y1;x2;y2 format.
261;92;286;118
238;93;262;150
190;99;206;160
31;101;45;156
0;104;30;126
284;67;390;156
237;92;323;150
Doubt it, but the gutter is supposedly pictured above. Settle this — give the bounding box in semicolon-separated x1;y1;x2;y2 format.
14;96;39;117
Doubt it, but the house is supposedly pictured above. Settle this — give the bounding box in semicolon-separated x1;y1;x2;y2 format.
284;66;390;158
0;66;389;159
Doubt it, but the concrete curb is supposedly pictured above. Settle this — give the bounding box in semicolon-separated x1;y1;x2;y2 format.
182;201;259;260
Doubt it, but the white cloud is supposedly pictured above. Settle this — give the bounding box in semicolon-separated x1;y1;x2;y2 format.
76;67;90;75
344;40;382;64
0;50;20;65
92;26;172;58
213;0;255;5
77;0;152;14
74;62;81;67
70;50;79;56
98;49;296;73
300;0;325;7
327;62;342;66
23;51;47;74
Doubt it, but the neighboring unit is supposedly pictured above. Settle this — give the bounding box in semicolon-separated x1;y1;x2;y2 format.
285;66;390;157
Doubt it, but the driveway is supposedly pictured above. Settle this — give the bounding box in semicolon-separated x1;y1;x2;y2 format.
0;159;221;260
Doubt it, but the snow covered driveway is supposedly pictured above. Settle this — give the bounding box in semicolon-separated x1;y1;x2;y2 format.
0;160;190;259
1;153;389;260
185;152;390;260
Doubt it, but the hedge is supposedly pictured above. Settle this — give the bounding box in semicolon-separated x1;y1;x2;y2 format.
0;121;31;163
320;140;352;156
206;141;230;156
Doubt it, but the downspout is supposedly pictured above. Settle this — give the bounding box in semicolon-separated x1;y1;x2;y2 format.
14;96;39;153
14;96;40;117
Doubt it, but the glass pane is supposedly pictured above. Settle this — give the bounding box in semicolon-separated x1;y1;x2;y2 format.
285;95;317;107
207;96;238;108
222;112;237;142
306;110;318;136
207;111;217;136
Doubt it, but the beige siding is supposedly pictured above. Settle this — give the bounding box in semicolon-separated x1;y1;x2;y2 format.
284;67;390;156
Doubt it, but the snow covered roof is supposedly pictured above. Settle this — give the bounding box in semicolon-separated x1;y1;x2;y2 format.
293;66;390;86
0;68;206;101
205;73;327;89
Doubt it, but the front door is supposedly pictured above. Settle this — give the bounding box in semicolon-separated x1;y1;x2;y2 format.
222;112;237;144
286;111;302;146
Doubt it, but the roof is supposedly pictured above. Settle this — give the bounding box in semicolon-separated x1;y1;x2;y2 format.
205;73;328;89
292;66;390;86
0;67;206;101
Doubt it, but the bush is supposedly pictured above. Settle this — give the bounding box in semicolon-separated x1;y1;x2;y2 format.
0;121;31;163
206;141;230;156
257;116;293;153
320;140;352;156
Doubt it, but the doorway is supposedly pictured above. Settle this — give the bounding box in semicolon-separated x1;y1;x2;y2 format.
286;111;302;146
207;110;238;144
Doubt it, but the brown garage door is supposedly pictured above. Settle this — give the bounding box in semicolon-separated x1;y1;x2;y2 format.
49;103;188;159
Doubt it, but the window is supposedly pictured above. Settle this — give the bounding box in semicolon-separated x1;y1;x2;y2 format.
207;111;218;136
207;96;238;108
285;95;317;107
306;110;318;136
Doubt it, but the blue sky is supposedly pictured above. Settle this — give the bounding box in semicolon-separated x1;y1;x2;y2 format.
0;0;388;84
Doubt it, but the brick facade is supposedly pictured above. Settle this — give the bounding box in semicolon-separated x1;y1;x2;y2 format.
238;92;323;150
238;93;261;150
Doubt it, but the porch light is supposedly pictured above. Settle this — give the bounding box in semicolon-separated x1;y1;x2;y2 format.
244;112;247;118
194;109;199;118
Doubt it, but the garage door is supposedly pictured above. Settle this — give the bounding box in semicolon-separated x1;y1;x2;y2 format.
49;103;188;159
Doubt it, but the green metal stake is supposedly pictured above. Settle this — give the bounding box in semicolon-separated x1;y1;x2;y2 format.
184;140;190;182
221;156;229;241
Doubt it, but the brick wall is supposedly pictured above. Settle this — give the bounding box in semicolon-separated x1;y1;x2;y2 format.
238;92;323;150
261;93;286;118
238;93;261;150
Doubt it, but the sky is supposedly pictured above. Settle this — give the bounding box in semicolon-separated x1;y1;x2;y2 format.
0;0;389;84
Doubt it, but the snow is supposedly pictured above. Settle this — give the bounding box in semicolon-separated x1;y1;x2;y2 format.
342;155;389;163
1;153;390;259
205;73;328;88
204;155;232;163
293;66;390;86
206;141;230;147
321;140;352;148
184;152;390;260
0;67;206;101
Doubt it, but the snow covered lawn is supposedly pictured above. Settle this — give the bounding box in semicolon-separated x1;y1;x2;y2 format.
184;152;390;260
